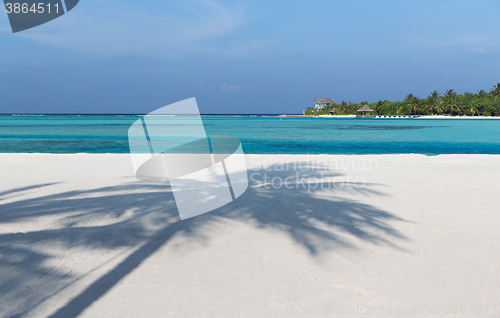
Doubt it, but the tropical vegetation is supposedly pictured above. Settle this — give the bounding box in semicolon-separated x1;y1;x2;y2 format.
304;83;500;116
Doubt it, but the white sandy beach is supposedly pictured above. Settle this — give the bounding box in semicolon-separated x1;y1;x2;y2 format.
322;115;500;119
418;115;500;119
1;154;500;317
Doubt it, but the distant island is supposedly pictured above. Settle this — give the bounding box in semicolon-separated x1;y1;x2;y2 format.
304;82;500;117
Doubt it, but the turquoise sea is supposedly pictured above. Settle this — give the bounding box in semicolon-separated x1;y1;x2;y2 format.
1;115;500;155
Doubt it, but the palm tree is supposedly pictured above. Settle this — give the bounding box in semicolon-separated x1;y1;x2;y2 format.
430;91;440;99
410;103;422;115
444;89;456;97
425;91;440;114
408;96;421;115
464;92;474;99
444;89;458;115
396;105;404;115
421;101;434;115
490;83;500;101
468;104;478;116
339;101;348;113
375;100;385;114
477;90;488;97
434;101;445;115
405;93;416;102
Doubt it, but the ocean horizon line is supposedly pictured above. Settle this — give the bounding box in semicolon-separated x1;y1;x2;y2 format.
1;113;299;116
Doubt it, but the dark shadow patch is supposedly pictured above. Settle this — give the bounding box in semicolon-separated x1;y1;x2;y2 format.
0;161;408;317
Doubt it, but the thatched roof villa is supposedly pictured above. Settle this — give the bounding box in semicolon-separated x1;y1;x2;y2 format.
314;98;334;109
356;105;374;117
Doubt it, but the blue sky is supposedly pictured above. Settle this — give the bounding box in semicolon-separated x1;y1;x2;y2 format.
1;0;499;114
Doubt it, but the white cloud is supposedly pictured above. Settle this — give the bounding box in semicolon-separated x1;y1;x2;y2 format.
221;84;239;92
0;69;6;72
471;48;493;54
18;0;257;58
199;81;216;91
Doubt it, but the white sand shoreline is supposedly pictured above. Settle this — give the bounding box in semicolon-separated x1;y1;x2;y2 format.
1;153;499;317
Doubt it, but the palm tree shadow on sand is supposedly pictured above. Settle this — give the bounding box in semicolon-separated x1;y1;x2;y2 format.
0;161;408;318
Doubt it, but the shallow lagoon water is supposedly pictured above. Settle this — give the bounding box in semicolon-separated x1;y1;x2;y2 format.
1;115;500;154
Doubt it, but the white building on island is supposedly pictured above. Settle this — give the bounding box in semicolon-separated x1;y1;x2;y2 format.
314;97;334;109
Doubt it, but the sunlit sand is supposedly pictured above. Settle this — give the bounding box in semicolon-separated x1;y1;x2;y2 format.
1;154;499;317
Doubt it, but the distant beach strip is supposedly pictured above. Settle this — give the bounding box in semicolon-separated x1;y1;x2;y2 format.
305;84;500;117
280;114;500;119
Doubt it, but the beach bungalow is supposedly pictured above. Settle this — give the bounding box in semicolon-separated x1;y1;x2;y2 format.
314;98;334;109
330;108;336;115
356;105;374;118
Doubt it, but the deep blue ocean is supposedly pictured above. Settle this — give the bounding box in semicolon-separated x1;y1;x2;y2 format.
1;115;500;155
